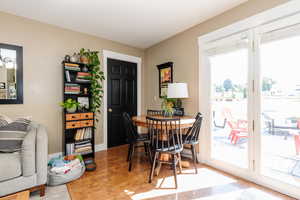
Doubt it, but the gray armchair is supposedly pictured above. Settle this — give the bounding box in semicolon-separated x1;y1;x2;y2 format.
0;122;48;197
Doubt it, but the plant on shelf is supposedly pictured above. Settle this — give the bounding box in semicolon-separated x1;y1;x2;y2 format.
60;98;80;113
79;48;89;64
79;48;105;119
161;96;176;117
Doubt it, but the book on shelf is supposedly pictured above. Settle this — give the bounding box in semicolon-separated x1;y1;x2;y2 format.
66;141;92;155
74;141;92;153
65;71;71;82
74;150;93;156
64;66;80;71
64;63;79;67
66;143;75;155
65;83;80;94
76;72;91;83
74;128;92;141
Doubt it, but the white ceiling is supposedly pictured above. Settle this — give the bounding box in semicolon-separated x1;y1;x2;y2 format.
0;0;247;48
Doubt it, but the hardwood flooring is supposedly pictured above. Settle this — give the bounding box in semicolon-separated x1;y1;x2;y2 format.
67;145;296;200
0;191;29;200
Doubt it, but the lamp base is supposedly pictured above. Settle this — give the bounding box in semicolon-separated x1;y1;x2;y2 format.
173;107;184;116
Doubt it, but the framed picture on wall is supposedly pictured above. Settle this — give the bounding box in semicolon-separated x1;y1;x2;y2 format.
157;62;173;98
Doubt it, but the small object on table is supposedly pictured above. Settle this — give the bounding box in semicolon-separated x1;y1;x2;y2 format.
173;107;184;116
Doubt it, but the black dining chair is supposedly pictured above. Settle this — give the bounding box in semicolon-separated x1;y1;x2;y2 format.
147;116;183;188
147;109;163;116
182;112;203;173
122;112;152;171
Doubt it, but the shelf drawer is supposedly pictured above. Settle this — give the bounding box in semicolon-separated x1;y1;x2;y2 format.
80;113;93;120
66;113;81;121
80;120;93;127
66;121;81;129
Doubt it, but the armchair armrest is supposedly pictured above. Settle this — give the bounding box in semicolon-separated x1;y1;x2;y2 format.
35;124;48;185
21;126;36;177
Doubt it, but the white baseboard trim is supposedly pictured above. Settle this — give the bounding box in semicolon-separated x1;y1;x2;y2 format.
95;143;106;152
48;143;107;161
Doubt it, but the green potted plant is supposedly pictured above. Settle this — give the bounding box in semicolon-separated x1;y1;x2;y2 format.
78;49;105;120
161;96;176;117
79;48;89;64
60;98;80;113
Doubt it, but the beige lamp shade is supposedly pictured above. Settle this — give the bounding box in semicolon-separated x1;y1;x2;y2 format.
167;83;189;98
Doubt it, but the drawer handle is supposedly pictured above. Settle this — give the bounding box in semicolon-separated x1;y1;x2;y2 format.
72;116;76;118
85;115;88;118
72;124;75;127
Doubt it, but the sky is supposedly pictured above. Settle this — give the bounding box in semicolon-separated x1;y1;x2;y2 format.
209;34;300;90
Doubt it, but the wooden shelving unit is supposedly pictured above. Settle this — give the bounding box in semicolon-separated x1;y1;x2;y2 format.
62;61;95;159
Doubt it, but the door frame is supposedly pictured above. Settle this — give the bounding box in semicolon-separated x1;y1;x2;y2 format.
102;50;142;150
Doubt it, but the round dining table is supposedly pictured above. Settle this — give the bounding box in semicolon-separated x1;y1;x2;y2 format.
132;115;196;129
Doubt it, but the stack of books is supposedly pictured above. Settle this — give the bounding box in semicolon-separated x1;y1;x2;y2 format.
66;142;92;155
74;141;92;154
74;128;92;141
65;83;80;94
64;63;80;71
76;72;91;83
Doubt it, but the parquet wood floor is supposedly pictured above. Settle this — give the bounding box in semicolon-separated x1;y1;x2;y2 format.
67;145;296;200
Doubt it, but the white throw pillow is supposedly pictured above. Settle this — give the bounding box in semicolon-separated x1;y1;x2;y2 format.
0;115;12;127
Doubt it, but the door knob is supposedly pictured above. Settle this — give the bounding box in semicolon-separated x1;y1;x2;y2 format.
108;108;113;112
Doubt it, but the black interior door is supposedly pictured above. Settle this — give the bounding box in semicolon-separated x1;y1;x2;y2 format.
107;58;137;148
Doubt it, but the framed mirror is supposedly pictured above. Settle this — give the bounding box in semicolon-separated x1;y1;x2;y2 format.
0;43;23;104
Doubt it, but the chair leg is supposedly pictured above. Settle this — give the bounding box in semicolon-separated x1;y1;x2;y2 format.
172;154;178;188
149;152;158;183
177;153;182;174
191;145;198;174
146;143;152;164
195;147;199;164
129;144;135;171
144;142;148;156
127;144;132;162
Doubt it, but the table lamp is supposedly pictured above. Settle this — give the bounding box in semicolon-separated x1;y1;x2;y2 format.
167;83;189;116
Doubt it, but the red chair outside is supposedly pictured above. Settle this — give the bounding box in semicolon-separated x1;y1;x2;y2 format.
222;108;248;145
294;121;300;155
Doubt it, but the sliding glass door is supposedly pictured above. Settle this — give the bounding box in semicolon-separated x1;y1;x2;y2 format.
207;33;252;170
202;16;300;197
260;27;300;188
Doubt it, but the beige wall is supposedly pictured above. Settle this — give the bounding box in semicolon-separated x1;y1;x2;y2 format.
144;0;289;115
0;12;145;154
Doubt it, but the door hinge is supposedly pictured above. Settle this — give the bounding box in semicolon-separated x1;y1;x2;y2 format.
252;120;255;132
253;160;255;171
252;40;255;52
252;80;255;93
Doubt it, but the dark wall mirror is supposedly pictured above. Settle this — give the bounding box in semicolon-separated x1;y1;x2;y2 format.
0;43;23;104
